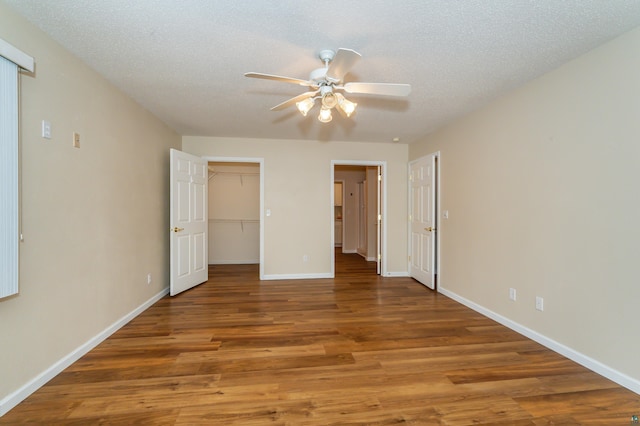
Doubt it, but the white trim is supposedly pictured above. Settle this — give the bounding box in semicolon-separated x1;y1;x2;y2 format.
200;156;265;280
262;273;333;280
384;271;410;277
438;286;640;395
334;179;345;251
0;38;34;72
0;287;169;417
210;260;259;265
331;160;387;278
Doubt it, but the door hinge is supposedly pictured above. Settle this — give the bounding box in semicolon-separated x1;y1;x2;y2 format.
378;254;381;261
378;174;382;182
378;214;382;221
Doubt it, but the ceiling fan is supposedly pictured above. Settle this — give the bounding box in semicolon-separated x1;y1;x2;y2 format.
244;48;411;123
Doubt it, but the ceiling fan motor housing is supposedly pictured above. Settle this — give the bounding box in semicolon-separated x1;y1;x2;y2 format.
310;67;329;84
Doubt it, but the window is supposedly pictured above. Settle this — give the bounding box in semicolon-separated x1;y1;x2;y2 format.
0;39;33;299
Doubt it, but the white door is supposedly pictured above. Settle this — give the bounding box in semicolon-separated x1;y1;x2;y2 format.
170;149;208;296
409;154;436;289
376;166;382;275
357;182;367;256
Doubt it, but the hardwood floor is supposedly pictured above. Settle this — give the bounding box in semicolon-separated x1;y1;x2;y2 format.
3;250;639;424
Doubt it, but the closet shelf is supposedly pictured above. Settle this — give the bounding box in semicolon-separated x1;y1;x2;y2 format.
208;171;259;185
209;218;259;232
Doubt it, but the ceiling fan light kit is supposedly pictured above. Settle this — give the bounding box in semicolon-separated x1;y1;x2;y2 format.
336;93;356;117
318;107;333;123
296;97;315;116
245;48;411;124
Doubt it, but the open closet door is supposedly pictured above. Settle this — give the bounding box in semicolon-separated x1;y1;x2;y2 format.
376;166;382;275
170;149;208;296
409;154;436;289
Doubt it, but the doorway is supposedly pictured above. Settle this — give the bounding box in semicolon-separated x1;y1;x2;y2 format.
203;156;265;279
332;161;386;277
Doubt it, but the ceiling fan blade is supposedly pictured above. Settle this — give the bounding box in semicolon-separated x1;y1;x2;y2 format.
343;82;411;97
270;90;319;111
244;72;313;87
326;48;361;83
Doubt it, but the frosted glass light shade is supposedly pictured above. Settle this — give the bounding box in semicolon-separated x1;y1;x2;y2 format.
336;93;357;117
296;97;315;116
318;107;332;123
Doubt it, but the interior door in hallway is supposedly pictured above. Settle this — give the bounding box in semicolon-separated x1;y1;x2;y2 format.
375;166;381;275
170;149;208;296
409;153;436;289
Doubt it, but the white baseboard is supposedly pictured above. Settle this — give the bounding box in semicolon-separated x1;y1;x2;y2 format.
262;273;333;280
438;286;640;395
384;271;410;277
209;260;259;265
341;249;357;254
0;287;169;417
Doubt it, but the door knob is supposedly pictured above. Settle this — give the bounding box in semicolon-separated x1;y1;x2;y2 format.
171;227;184;233
424;227;436;232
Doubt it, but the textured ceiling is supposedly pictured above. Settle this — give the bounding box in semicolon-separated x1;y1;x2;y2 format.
5;0;640;144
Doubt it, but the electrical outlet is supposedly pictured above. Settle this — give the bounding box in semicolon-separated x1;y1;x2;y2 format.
73;132;80;148
535;296;544;311
147;273;152;285
303;255;309;262
509;288;517;301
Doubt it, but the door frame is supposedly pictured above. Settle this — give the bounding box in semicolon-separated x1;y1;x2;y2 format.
331;160;387;277
334;179;345;248
407;152;441;291
202;156;265;280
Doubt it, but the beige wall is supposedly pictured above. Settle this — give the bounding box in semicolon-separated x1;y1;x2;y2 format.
410;27;640;385
0;3;180;407
183;137;409;277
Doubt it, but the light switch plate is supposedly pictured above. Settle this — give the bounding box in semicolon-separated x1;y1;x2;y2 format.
42;120;51;139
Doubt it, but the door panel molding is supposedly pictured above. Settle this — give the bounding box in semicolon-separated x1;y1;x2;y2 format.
408;152;440;290
170;149;208;296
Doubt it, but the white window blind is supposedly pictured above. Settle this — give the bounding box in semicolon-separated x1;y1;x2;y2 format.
0;55;19;298
0;39;32;299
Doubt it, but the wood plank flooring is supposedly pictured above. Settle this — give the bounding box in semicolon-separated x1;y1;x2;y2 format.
2;250;639;424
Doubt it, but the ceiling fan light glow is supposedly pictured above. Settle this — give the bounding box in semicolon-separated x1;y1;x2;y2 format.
296;97;315;116
337;94;357;117
318;107;332;123
321;92;338;109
